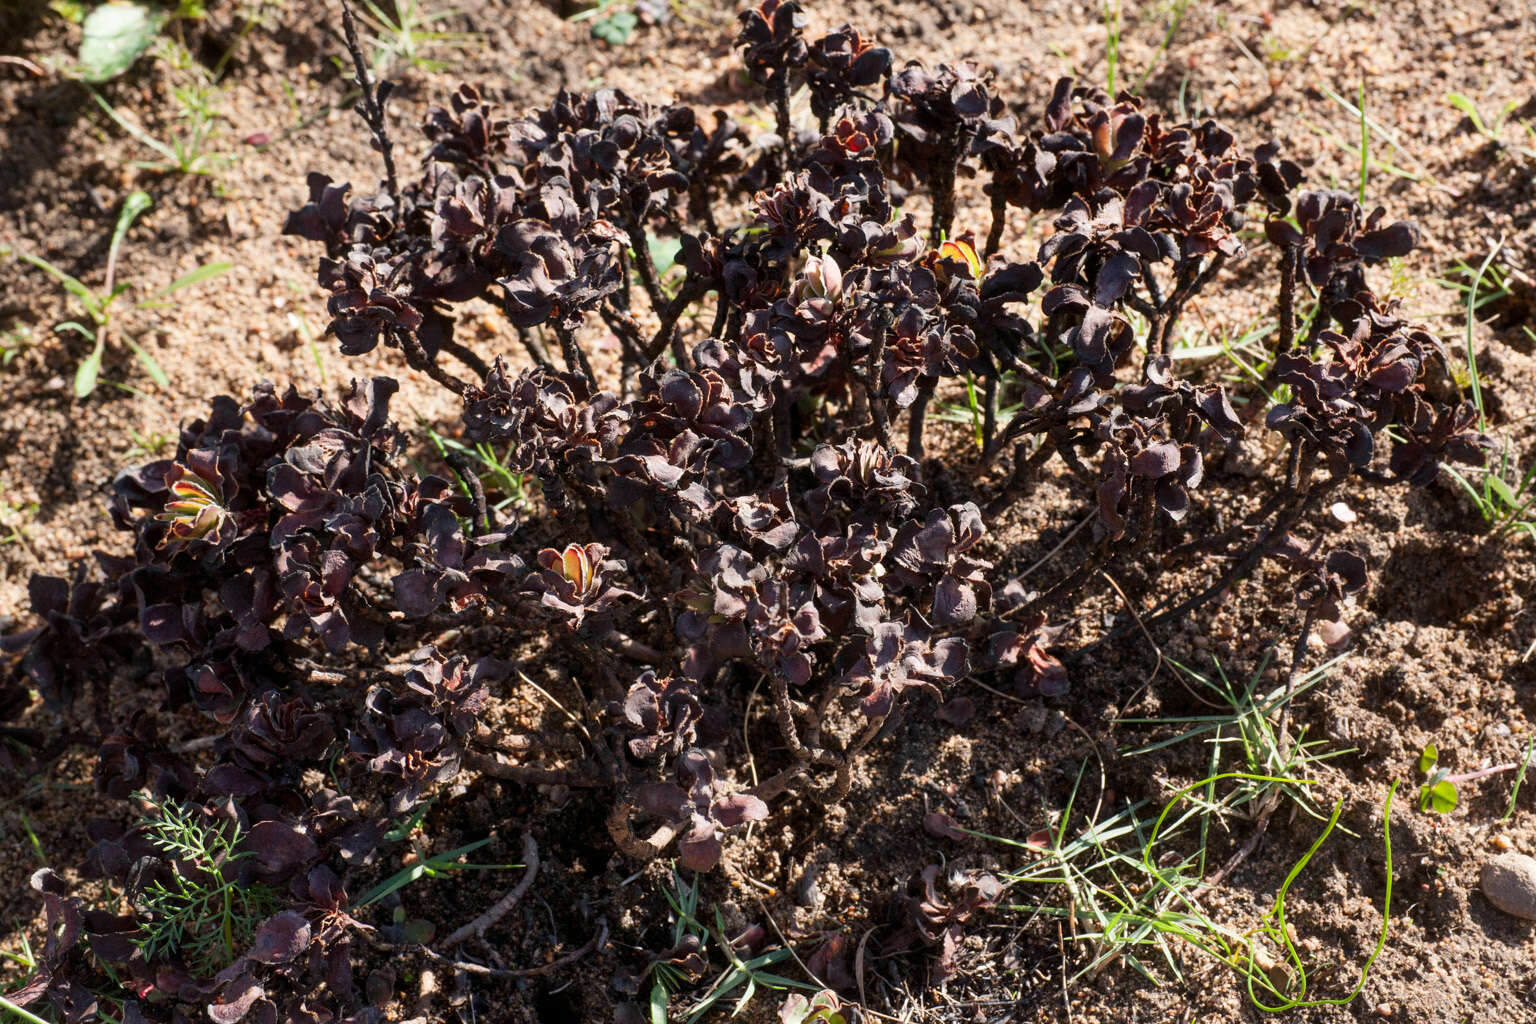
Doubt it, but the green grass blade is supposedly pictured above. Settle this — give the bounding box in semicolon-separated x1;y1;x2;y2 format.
149;261;232;300
357;837;495;907
109;191;153;271
0;994;53;1024
123;336;169;389
1464;238;1503;430
89;87;178;161
15;250;100;321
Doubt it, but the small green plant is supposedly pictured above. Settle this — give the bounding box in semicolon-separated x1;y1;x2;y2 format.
356;0;479;74
981;762;1272;989
0;934;48;1024
577;0;640;46
777;989;844;1024
0;500;39;550
1127;0;1191;95
356;831;518;911
132;795;283;975
87;45;226;178
1447;92;1536;161
13;190;230;397
570;0;685;47
645;868;817;1023
931;371;1026;451
1307;84;1429;188
13;812;47;865
122;425;174;460
1102;0;1121;96
978;763;1395;1011
1438;240;1536;540
1120;652;1351;829
419;423;532;517
0;325;35;367
1415;739;1535;817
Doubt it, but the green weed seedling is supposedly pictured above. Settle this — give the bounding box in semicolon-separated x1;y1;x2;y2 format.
88;44;227;179
357;0;480;75
1120;652;1352;830
0;500;39;551
13;190;230;397
0;325;35;368
1415;739;1535;818
419;422;532;518
122;425;174;460
571;1;696;48
644;869;817;1023
1307;84;1429;190
575;0;642;47
975;646;1381;1007
1;933;51;1024
1447;92;1536;162
1437;241;1536;540
1;932;47;1024
356;817;519;938
1095;0;1192;98
132;795;283;976
977;762;1396;1012
777;989;845;1024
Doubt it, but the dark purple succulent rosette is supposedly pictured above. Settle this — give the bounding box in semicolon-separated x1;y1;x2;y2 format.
633;748;768;871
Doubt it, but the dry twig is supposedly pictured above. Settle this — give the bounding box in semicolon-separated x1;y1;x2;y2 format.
441;833;540;947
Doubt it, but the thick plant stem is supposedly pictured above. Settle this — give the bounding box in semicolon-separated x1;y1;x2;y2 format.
440;338;491;380
444;449;492;535
644;280;704;364
1275;604;1318;748
516;325;554;369
1277;245;1298;356
928;122;966;249
395;327;468;397
985;187;1008;257
1154;252;1227;361
771;72;792;169
866;307;893;451
906;378;937;461
625;218;665;313
553;321;596;384
981;373;998;453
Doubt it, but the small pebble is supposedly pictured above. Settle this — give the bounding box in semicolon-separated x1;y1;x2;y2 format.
1481;852;1536;919
1330;502;1358;524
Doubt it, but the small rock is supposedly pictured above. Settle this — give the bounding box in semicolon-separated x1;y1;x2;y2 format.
1481;852;1536;919
1329;502;1358;524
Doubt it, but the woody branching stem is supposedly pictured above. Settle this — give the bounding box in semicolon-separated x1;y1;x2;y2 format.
771;71;793;163
393;326;468;397
338;0;399;212
553;321;596;384
1277;245;1299;356
928;122;966;248
985;186;1008;257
